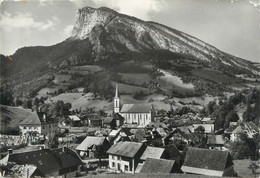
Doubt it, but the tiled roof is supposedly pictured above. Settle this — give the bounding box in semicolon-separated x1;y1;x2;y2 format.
182;147;232;172
9;147;82;176
140;158;177;173
140;146;165;160
207;135;224;145
20;112;54;125
103;117;114;124
107;141;144;158
120;104;151;113
76;136;106;151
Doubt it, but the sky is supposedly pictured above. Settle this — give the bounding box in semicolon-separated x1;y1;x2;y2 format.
0;0;259;62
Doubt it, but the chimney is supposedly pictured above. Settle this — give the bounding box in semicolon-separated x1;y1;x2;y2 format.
8;149;13;154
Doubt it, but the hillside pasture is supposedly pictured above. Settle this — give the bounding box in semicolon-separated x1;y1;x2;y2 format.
119;73;151;86
53;74;72;84
156;69;195;95
111;82;150;94
48;92;113;112
37;84;70;98
71;65;103;73
191;67;239;84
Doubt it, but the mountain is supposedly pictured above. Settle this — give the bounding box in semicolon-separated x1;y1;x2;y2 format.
0;6;259;99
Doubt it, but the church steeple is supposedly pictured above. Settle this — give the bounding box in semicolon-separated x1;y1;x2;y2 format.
114;84;120;113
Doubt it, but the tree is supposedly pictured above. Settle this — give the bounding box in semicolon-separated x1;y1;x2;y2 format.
248;161;259;174
224;110;239;129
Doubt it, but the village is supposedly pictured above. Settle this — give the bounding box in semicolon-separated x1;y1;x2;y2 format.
0;84;259;177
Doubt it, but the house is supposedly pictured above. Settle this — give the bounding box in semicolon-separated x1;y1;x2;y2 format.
207;135;225;150
114;84;155;127
113;113;124;127
19;112;58;142
103;117;116;129
108;128;132;145
163;128;190;145
8;147;82;177
68;115;81;127
139;158;182;174
76;136;110;158
107;141;146;173
87;114;103;127
133;129;152;143
225;122;259;142
192;121;215;134
182;147;235;177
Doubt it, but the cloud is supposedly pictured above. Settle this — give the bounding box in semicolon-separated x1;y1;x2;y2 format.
70;0;166;21
0;12;59;32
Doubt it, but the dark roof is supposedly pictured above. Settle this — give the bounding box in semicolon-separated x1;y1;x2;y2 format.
107;141;144;158
135;129;150;142
9;147;82;176
164;144;181;159
103;117;114;124
20;112;55;125
225;125;237;133
120;104;152;113
182;147;233;172
140;158;177;174
113;113;124;120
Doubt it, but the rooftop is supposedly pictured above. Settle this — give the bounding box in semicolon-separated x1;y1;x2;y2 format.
9;147;82;176
76;136;106;151
140;158;177;174
120;104;152;113
107;141;144;158
182;147;233;174
140;146;165;160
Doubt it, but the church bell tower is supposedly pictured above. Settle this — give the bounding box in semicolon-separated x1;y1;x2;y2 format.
114;84;120;113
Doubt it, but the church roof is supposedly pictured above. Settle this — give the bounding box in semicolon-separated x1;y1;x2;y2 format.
120;104;151;113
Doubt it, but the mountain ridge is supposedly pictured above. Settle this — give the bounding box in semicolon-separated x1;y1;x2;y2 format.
0;6;259;99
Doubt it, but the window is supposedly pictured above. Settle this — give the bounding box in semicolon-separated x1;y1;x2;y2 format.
125;165;128;171
42;126;45;129
23;126;26;129
118;156;121;160
29;127;32;130
112;155;115;160
112;162;115;167
34;127;37;130
117;163;121;171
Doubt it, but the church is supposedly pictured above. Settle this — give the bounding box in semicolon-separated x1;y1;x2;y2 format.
114;84;155;127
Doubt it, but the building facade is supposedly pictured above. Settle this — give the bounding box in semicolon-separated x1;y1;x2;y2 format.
114;84;154;127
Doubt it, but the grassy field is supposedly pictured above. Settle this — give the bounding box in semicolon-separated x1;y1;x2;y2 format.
53;74;72;84
156;69;195;95
37;84;70;98
119;73;151;85
0;105;32;132
191;67;240;84
111;82;150;94
71;65;103;73
233;159;260;178
48;92;113;112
